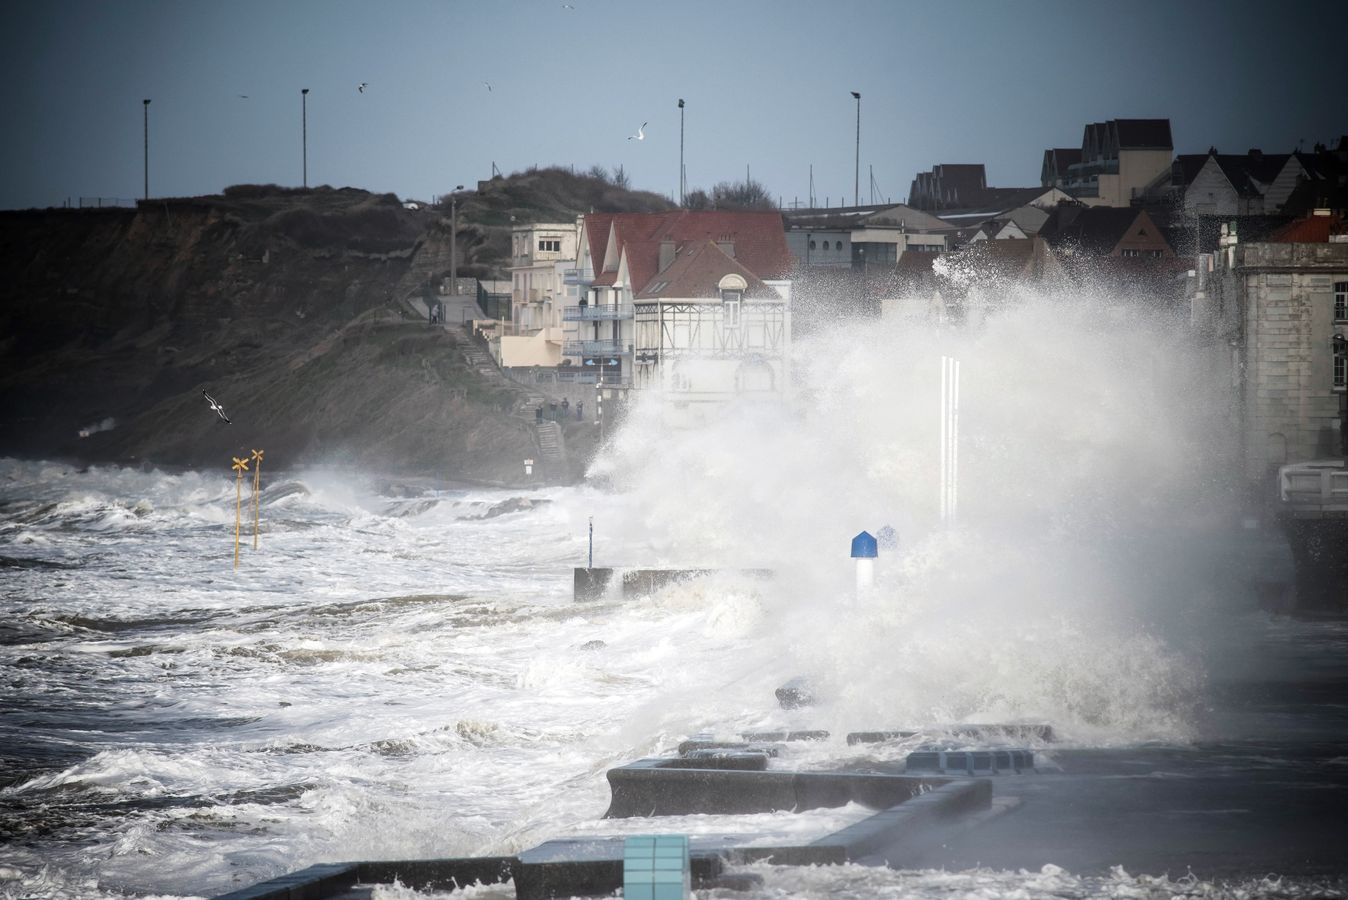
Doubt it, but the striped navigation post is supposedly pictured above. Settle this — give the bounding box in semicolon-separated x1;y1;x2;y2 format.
940;356;961;526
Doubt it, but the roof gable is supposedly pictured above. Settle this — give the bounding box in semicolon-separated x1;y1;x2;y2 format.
636;240;777;300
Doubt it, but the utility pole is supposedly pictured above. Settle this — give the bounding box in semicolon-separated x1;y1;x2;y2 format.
142;99;150;200
851;91;861;207
678;98;685;206
301;88;310;188
450;184;464;297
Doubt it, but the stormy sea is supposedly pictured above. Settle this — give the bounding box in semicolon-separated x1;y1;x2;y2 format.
3;297;1348;899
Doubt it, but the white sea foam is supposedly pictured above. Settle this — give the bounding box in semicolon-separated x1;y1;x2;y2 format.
0;291;1292;899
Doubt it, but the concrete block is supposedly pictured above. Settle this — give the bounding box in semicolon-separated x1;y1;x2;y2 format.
574;567;614;601
847;731;918;745
740;730;829;743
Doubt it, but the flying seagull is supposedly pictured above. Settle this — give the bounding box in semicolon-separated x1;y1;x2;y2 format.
237;94;250;99
203;390;231;425
482;81;492;92
357;82;367;93
627;121;646;141
562;2;574;7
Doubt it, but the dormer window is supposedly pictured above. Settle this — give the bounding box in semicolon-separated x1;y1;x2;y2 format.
722;289;742;327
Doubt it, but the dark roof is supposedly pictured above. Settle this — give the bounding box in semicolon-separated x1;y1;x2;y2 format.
1282;178;1348;217
1050;148;1083;168
1173;151;1292;198
1039;206;1148;254
1113;119;1173;149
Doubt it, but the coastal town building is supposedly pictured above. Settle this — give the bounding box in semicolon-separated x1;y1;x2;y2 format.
933;186;1076;245
782;203;947;271
1037;206;1174;259
1189;212;1348;483
1165;141;1348;217
570;210;794;405
1042;119;1173;207
498;221;580;367
908;164;989;211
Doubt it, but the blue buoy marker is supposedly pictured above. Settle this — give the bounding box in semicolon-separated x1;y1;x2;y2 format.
851;530;878;598
623;834;690;900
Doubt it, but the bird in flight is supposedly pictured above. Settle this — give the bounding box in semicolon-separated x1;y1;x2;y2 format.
628;122;646;141
237;94;249;99
562;2;575;7
482;81;493;92
203;391;231;424
357;82;368;93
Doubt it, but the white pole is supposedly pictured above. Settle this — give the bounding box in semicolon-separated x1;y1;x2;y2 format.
940;357;948;522
855;557;874;597
951;358;960;527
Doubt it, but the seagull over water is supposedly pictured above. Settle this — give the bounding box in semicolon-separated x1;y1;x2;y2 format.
203;390;231;425
357;82;367;93
628;121;646;141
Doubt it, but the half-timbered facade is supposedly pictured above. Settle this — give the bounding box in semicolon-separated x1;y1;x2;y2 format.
570;211;794;404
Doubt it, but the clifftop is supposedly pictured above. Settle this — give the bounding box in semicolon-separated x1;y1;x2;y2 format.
0;175;640;481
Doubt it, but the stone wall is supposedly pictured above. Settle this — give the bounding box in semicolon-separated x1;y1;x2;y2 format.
1231;242;1348;480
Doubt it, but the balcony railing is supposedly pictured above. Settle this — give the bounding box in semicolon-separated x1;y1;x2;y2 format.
563;304;633;321
562;339;630;357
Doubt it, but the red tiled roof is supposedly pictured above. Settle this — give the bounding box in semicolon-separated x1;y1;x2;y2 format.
635;240;777;300
584;210;792;291
1267;213;1345;244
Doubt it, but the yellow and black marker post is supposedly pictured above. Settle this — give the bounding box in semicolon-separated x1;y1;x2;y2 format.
250;448;264;550
231;456;249;568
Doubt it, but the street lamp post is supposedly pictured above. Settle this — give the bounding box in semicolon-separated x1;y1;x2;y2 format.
142;99;150;200
851;91;861;207
678;98;685;206
301;88;309;188
450;184;465;298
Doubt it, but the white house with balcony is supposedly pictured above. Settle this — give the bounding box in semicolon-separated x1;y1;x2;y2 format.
568;210;794;403
498;221;579;367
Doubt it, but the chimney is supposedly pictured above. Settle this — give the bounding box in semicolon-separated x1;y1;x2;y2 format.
658;239;676;272
716;233;735;257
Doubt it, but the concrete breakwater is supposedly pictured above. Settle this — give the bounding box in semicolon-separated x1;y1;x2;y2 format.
573;567;774;602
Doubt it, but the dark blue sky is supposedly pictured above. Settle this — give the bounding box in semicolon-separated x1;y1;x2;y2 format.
2;0;1343;210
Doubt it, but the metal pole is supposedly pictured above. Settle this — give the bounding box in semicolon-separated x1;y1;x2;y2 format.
851;91;861;207
449;184;463;297
588;517;593;569
678;99;685;206
301;89;309;187
142;99;150;200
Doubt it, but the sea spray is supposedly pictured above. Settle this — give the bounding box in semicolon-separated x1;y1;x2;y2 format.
588;289;1228;742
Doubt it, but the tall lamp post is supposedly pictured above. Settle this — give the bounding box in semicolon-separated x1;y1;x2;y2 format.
850;91;861;207
142;99;150;200
450;184;465;297
678;98;685;206
301;88;310;188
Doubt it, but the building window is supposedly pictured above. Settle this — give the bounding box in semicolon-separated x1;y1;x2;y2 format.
1335;281;1347;321
1337;355;1346;390
722;290;742;327
808;239;816;250
1121;249;1141;258
538;239;561;253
